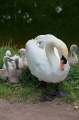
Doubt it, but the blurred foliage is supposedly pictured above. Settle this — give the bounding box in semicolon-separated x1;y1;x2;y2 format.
0;0;79;48
20;66;40;88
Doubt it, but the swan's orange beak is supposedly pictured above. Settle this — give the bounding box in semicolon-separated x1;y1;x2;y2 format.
60;60;64;71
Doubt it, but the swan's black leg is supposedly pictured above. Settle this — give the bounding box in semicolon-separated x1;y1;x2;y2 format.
40;81;55;102
52;83;68;98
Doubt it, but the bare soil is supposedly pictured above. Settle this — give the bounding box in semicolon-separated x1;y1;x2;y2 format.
0;98;79;120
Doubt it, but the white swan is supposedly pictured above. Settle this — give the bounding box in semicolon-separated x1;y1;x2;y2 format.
17;48;27;69
68;44;79;66
26;36;70;101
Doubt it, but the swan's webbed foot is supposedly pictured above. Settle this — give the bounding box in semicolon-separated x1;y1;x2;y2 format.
40;92;55;102
52;89;68;98
51;83;68;98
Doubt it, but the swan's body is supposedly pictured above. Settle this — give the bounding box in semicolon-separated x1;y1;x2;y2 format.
18;48;27;69
26;35;70;83
68;44;78;66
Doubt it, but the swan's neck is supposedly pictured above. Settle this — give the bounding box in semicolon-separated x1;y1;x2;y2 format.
45;39;68;69
45;41;58;67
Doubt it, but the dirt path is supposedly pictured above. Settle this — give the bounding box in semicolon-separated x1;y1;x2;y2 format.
0;98;79;120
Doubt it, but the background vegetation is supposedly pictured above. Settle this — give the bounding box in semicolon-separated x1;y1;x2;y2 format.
0;0;79;48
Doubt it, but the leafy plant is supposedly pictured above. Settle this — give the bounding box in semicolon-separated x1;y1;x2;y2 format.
20;66;40;88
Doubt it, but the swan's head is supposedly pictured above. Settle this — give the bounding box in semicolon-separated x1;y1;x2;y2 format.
35;38;45;49
70;44;79;52
60;55;67;71
5;50;11;57
37;41;45;49
18;48;26;55
58;44;68;71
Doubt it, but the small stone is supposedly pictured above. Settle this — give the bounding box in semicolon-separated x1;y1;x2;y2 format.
74;106;78;109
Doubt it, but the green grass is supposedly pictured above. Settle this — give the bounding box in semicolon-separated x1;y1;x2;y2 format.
0;41;79;103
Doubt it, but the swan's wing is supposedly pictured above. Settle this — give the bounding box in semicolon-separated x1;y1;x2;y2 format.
26;40;47;63
26;39;51;69
26;39;54;80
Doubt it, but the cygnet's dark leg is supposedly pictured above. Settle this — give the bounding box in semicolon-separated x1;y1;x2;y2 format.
40;81;55;102
52;83;68;98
